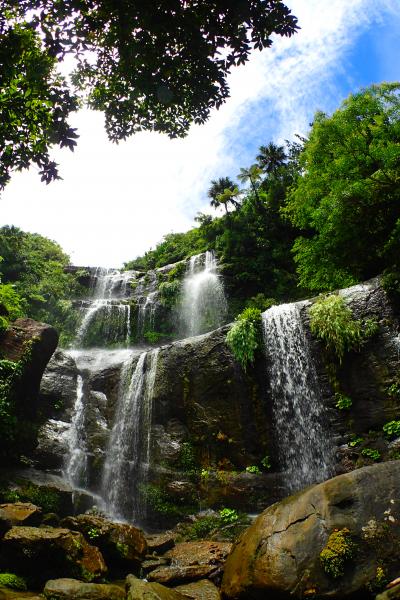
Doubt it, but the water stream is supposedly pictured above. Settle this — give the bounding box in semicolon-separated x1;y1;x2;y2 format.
180;251;228;337
262;302;334;493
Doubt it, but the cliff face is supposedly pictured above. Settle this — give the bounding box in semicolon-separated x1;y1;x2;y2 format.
0;318;58;460
35;278;400;525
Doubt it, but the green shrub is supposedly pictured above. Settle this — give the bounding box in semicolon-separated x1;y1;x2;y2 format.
335;393;352;410
261;455;271;470
245;465;261;474
226;308;262;370
0;573;27;591
309;295;378;363
0;283;25;333
320;528;356;578
348;436;363;448
167;262;186;282
383;420;400;439
219;508;239;524
143;331;164;344
361;448;381;461
159;280;181;307
387;382;400;399
245;294;276;312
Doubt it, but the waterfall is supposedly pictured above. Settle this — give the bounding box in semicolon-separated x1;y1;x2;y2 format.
262;302;334;493
65;374;88;487
101;348;159;523
76;268;133;347
180;251;228;337
137;291;158;341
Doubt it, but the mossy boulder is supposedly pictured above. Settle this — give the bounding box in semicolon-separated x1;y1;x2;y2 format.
60;514;147;575
222;461;400;599
0;526;107;587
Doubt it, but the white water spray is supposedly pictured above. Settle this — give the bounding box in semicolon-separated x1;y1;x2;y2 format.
180;251;227;337
262;302;334;493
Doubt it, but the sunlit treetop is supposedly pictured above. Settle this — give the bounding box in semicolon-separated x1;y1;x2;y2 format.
0;1;298;190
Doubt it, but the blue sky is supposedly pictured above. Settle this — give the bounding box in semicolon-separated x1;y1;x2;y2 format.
1;0;399;267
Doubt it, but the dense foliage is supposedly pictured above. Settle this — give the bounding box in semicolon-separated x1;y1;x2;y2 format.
126;139;302;310
127;83;400;312
226;307;262;370
285;83;400;291
0;21;78;190
0;226;85;344
0;1;297;189
309;295;378;363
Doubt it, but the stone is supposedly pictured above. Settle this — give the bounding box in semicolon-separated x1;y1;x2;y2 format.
148;542;231;586
222;461;400;600
173;580;221;600
377;582;400;600
141;558;170;576
60;514;147;574
0;508;12;539
126;575;187;600
38;349;78;420
0;503;42;526
146;532;175;555
0;526;107;587
0;590;41;600
0;318;58;457
43;578;125;600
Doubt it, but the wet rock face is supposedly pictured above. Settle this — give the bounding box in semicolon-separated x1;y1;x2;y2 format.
151;327;270;471
0;318;59;457
303;279;400;473
39;350;78;421
222;461;400;600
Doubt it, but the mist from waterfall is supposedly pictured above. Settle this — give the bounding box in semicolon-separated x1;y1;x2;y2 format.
180;251;228;337
262;302;334;493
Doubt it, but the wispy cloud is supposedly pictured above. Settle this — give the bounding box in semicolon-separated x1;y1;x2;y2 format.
0;0;398;266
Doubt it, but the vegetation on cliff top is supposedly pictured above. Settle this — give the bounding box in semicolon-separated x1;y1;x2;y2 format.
126;83;400;308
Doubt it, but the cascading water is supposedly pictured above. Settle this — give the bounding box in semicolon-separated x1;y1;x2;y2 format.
76;268;134;347
59;253;227;524
180;251;228;337
262;302;334;493
65;374;88;488
101;349;159;523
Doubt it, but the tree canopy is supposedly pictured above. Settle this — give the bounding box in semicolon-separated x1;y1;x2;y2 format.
0;0;298;190
0;226;86;342
284;83;400;291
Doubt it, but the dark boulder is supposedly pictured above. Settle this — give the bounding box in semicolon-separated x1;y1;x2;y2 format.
222;461;400;599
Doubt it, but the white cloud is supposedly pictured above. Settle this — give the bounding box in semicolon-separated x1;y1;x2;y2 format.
0;0;397;266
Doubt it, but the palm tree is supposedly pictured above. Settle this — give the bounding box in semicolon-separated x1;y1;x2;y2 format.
208;177;239;213
256;142;286;175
